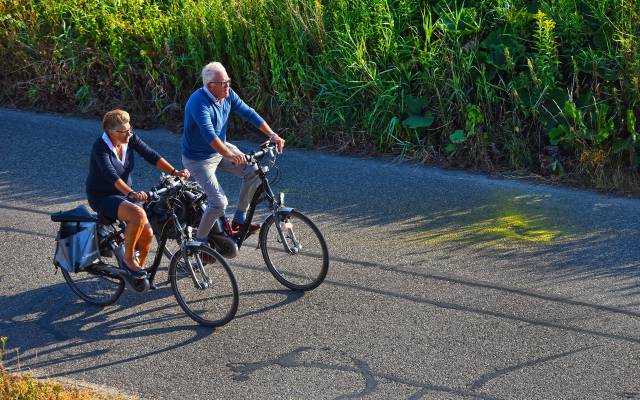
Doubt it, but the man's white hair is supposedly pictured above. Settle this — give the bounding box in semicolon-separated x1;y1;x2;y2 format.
202;62;227;85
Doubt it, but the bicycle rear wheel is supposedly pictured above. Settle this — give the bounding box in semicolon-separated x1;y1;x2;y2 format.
259;210;329;291
169;245;238;327
61;266;124;306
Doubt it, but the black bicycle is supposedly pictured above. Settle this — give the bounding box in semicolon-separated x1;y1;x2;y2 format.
51;178;239;327
149;142;330;291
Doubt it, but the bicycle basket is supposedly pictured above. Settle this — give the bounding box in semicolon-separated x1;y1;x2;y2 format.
145;196;177;239
54;221;100;273
145;187;204;239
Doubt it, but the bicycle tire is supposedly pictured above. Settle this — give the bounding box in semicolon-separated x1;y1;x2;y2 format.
259;210;329;291
169;245;239;327
61;266;125;306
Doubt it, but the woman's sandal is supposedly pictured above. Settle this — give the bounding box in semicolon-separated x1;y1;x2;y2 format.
121;259;148;280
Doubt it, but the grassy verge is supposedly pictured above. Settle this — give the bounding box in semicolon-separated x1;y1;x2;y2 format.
0;337;133;400
0;370;132;400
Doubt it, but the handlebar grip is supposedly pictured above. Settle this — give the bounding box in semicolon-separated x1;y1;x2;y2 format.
153;187;168;196
146;186;168;202
146;176;184;200
244;143;277;164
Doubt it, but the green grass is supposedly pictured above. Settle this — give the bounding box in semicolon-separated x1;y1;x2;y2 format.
1;0;639;192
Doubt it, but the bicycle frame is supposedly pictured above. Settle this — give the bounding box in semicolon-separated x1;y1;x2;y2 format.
91;205;198;290
231;150;294;251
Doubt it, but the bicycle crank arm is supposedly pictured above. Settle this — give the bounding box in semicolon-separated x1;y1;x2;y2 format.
91;263;151;293
208;234;238;258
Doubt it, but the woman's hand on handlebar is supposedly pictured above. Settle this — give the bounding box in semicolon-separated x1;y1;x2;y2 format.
127;190;148;203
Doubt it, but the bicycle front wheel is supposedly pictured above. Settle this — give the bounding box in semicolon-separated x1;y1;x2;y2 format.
259;211;329;291
61;266;125;306
169;245;239;327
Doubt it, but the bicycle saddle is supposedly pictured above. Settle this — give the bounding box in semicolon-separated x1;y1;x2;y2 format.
97;214;116;225
51;205;98;222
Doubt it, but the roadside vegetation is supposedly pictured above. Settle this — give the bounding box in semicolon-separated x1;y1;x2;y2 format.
0;337;128;400
1;0;639;192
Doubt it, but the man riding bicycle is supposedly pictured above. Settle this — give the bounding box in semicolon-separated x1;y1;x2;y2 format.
181;62;285;244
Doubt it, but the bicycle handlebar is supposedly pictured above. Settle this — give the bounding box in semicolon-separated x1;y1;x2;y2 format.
145;176;184;202
134;142;277;204
246;142;277;164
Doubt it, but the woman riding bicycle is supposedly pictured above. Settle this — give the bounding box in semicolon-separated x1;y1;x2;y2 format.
86;109;189;278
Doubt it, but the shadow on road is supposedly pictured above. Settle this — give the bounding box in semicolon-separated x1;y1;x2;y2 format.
324;267;640;345
0;275;304;377
291;174;640;298
0;281;211;375
235;289;304;319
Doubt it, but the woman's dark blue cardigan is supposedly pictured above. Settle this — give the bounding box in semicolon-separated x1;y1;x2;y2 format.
86;133;161;202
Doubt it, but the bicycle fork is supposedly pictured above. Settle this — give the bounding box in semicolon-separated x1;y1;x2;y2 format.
172;212;212;290
273;208;300;255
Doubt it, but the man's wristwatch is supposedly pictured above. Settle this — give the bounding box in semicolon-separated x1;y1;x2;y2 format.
269;132;277;140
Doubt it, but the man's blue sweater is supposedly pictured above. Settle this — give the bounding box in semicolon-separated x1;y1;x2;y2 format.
182;87;265;160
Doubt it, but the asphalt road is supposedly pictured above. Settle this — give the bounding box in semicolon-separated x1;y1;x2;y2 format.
1;108;640;400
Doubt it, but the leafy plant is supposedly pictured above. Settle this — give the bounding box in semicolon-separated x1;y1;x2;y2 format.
549;100;614;149
447;103;485;157
613;109;638;165
401;95;434;129
532;10;559;89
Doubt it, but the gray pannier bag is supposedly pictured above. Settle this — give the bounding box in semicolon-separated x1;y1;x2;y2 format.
52;206;101;273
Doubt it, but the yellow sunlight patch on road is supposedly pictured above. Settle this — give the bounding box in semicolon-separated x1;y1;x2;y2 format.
401;213;562;247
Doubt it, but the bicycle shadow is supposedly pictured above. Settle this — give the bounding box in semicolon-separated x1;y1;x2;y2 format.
0;274;303;378
0;281;199;371
234;288;304;319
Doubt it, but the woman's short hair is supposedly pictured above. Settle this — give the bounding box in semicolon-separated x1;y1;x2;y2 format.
102;109;130;132
202;62;227;85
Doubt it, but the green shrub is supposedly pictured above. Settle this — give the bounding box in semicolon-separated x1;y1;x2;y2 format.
1;0;639;191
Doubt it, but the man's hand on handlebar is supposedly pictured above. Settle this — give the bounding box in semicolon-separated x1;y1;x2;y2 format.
174;168;190;180
270;133;285;153
228;153;248;166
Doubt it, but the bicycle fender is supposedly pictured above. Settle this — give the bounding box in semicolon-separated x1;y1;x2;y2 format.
275;207;294;216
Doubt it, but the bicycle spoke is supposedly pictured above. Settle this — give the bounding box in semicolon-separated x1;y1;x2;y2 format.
170;246;238;326
62;267;124;306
